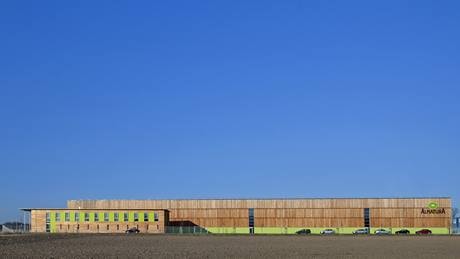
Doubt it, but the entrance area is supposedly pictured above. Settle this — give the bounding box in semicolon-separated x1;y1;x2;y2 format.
249;208;254;234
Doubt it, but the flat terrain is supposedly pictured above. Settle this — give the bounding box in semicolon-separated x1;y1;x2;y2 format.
1;234;459;258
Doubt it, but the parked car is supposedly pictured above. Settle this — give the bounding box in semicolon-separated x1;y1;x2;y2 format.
374;229;391;235
125;227;140;234
320;229;336;235
353;228;369;235
416;229;432;235
395;229;410;235
296;229;311;235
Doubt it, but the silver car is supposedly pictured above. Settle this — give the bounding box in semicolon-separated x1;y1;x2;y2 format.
320;229;336;235
353;228;369;234
374;228;391;235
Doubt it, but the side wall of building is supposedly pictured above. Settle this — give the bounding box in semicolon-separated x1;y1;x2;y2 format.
66;198;452;234
30;210;167;234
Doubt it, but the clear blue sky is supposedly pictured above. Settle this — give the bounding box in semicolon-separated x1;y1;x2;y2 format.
1;0;459;222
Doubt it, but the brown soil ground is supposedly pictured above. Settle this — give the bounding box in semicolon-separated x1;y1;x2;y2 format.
1;234;459;258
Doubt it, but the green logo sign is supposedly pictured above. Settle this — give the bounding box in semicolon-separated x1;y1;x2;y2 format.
428;202;438;209
421;201;445;214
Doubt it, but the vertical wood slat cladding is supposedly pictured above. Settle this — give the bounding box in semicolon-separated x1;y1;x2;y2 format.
66;198;451;228
68;198;451;209
31;210;46;233
371;218;450;228
256;218;364;228
53;222;165;233
371;208;451;218
30;209;167;233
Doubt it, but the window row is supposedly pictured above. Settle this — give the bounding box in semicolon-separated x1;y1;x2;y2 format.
58;224;160;231
46;212;159;222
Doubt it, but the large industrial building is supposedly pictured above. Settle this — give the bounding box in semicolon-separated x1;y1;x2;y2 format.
23;197;452;234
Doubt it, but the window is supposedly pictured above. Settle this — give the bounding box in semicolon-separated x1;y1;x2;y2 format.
75;213;80;222
84;213;90;222
104;212;109;222
124;213;129;222
114;213;119;222
134;213;139;222
144;212;149;222
117;225;119;230
55;212;60;222
65;212;70;222
94;213;99;222
45;212;51;232
154;213;159;222
107;225;109;230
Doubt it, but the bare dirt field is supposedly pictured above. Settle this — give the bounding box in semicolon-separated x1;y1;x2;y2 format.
1;234;459;258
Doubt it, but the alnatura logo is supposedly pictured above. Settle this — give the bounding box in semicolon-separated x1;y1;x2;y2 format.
428;202;438;209
421;201;445;215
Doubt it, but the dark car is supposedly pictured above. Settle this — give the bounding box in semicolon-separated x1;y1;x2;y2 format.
125;228;140;234
416;229;432;235
395;229;410;235
296;229;311;235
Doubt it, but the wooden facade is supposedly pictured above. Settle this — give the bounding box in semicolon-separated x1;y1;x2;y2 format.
25;198;451;234
66;198;452;230
67;198;452;209
28;209;167;234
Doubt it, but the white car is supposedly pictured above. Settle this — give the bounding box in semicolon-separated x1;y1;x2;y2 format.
320;229;336;235
353;228;369;235
374;228;391;235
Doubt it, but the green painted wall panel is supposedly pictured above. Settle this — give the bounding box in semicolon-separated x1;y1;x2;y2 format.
139;212;145;222
49;212;56;233
129;212;134;222
202;227;451;235
205;227;249;234
254;227;351;234
148;212;154;222
370;227;450;235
